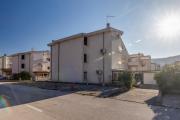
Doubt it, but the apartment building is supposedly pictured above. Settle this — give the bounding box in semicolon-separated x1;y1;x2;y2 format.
48;24;129;84
11;50;50;80
128;53;151;72
151;63;160;71
175;61;180;66
0;54;12;78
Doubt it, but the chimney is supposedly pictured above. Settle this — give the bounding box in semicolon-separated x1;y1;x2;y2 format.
106;23;110;28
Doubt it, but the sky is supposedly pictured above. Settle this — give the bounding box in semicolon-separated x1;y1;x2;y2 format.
0;0;180;58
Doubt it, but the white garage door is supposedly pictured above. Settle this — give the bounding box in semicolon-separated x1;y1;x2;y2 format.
143;73;157;85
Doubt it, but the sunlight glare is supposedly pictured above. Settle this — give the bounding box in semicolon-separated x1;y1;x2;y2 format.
156;13;180;39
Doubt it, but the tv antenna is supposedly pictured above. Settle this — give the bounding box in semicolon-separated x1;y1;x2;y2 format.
106;15;115;24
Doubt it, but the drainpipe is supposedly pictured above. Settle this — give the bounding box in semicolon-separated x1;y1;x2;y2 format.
29;53;31;74
2;56;4;76
50;46;52;80
58;43;60;81
102;32;105;86
1;57;2;75
18;55;19;73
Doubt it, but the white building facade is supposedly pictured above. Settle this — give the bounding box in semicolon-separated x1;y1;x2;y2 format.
128;53;152;72
0;55;12;78
11;50;50;80
48;25;129;84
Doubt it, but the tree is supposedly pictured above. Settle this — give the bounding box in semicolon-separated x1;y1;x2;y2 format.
154;64;180;94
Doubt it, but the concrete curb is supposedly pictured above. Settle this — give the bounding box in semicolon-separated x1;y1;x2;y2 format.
98;87;127;98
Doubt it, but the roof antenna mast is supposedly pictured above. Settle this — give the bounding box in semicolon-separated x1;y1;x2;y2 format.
106;15;115;28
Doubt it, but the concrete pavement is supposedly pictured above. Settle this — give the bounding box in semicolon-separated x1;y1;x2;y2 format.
0;82;179;120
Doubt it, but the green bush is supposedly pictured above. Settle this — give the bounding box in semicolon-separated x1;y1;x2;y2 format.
12;71;31;80
118;71;134;89
12;73;21;80
20;71;31;80
154;64;180;94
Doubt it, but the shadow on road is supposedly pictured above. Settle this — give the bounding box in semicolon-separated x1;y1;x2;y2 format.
0;81;119;109
145;96;180;120
0;82;75;109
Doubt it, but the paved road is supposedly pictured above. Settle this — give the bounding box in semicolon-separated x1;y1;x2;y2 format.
0;82;179;120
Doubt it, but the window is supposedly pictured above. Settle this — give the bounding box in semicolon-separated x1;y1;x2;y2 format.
47;58;50;61
84;54;87;63
21;64;25;69
84;71;87;81
21;55;25;60
84;37;88;46
47;66;50;70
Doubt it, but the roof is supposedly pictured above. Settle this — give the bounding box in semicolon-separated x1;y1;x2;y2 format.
48;27;123;46
0;55;12;58
129;53;151;58
11;50;50;57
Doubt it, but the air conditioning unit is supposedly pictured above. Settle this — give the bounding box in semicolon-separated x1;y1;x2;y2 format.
96;70;103;75
100;49;106;55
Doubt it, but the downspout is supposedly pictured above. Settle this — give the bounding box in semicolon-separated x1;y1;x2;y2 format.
18;55;19;73
2;56;4;76
1;57;2;75
50;46;52;80
58;43;60;81
102;32;105;86
29;53;32;80
29;53;31;73
82;38;85;83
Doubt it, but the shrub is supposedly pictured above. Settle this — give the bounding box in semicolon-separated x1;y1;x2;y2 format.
12;71;31;80
12;73;21;80
20;71;31;80
118;71;133;89
154;64;180;94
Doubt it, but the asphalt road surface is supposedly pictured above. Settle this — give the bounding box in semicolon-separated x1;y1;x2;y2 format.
0;82;179;120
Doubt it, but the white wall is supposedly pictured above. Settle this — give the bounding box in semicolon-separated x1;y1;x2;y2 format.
85;34;104;83
104;32;114;83
111;32;129;70
51;44;59;81
12;56;19;74
59;38;83;83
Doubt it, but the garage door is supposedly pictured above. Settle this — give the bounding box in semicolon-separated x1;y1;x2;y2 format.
143;73;157;85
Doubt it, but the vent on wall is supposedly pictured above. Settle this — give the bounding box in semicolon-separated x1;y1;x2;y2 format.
100;49;106;55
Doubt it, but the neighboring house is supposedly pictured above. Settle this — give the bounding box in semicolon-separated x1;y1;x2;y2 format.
48;24;129;84
163;61;180;71
128;53;151;72
175;61;180;66
151;63;160;71
11;50;50;80
0;54;12;78
128;54;161;85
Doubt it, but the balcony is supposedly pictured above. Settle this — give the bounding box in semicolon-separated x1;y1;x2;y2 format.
128;61;139;66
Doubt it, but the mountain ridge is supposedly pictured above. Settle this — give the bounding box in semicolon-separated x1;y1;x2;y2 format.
152;55;180;67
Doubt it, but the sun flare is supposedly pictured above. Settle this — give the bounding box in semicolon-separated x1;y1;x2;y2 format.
156;13;180;39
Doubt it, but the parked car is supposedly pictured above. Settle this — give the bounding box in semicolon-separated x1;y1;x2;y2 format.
0;75;6;80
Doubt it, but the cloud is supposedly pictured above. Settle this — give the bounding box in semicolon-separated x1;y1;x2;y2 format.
127;43;133;47
135;39;142;43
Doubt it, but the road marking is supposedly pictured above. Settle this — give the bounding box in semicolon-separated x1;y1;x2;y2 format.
26;104;43;112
